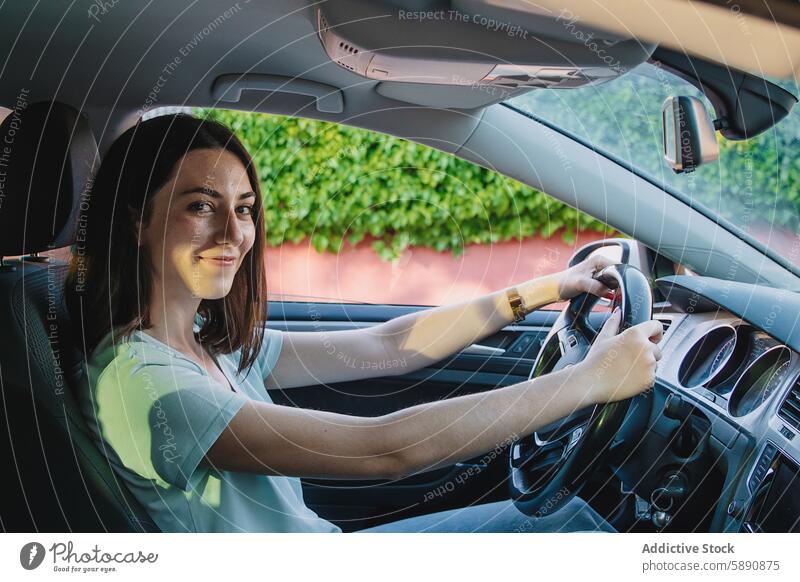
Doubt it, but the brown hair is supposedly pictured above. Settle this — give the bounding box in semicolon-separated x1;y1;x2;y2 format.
65;113;267;375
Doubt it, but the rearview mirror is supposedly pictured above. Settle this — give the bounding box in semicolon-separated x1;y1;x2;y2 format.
662;95;719;174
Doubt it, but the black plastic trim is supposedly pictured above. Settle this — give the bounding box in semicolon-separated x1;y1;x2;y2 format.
267;300;561;327
657;274;800;353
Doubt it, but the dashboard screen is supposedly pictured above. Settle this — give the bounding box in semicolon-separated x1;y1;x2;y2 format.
756;458;800;533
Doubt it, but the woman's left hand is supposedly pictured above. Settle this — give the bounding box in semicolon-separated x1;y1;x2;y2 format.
556;254;617;300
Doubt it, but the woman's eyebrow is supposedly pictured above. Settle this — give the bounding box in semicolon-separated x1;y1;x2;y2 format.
178;186;256;199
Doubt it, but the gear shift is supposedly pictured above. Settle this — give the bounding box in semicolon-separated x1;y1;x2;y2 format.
663;393;698;457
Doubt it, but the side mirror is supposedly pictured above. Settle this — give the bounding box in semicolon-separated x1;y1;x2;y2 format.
662;96;719;174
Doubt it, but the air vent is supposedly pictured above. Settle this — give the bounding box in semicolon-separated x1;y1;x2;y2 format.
778;376;800;431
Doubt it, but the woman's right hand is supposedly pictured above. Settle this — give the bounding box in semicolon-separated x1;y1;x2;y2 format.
581;309;664;404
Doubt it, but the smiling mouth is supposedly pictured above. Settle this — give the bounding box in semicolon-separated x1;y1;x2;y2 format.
200;256;237;267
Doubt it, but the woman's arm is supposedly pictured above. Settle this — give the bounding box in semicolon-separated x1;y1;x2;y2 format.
375;273;560;372
205;312;662;480
266;255;614;390
264;282;541;390
378;254;615;371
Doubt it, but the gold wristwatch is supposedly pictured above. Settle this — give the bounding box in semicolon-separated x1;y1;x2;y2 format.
506;287;527;323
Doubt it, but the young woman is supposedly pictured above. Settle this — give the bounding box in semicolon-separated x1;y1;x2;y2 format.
66;114;662;533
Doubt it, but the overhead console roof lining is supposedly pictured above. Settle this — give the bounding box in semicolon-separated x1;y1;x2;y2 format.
657;275;800;353
374;80;527;109
315;0;656;108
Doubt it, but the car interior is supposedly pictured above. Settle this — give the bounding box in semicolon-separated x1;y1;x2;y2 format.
1;0;799;533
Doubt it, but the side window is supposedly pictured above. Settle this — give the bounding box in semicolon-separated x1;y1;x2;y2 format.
188;108;612;307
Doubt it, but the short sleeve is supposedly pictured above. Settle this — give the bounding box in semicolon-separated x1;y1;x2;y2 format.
256;327;284;381
92;344;248;491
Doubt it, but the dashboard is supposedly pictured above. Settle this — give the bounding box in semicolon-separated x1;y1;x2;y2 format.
655;307;800;528
665;319;796;422
576;239;800;532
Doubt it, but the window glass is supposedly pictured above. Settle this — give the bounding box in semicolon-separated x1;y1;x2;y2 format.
186;109;614;306
507;64;800;269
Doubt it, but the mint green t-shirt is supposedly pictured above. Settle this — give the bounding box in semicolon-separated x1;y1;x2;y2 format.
78;320;340;533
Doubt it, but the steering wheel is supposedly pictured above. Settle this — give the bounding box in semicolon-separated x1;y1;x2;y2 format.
508;263;653;518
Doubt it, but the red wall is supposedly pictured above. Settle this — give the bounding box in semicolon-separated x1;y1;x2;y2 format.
265;229;610;306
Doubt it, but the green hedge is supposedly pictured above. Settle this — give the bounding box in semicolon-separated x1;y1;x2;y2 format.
197;108;610;260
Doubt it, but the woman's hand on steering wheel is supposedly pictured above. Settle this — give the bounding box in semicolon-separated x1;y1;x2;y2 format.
556;254;617;301
582;309;665;404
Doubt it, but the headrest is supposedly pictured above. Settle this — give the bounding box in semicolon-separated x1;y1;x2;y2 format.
0;101;98;256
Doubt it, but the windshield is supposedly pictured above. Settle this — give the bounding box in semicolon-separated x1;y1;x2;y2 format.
506;63;800;269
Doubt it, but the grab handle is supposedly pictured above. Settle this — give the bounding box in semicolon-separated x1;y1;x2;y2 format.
211;74;344;113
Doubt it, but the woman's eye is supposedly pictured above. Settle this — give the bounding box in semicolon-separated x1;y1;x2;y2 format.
237;205;254;216
188;201;213;213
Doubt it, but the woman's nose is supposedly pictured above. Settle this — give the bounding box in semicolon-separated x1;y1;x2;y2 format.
214;206;244;246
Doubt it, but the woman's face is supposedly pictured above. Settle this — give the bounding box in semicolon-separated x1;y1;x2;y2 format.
137;148;257;301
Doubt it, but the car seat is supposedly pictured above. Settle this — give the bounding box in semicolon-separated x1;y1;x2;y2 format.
0;101;158;531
